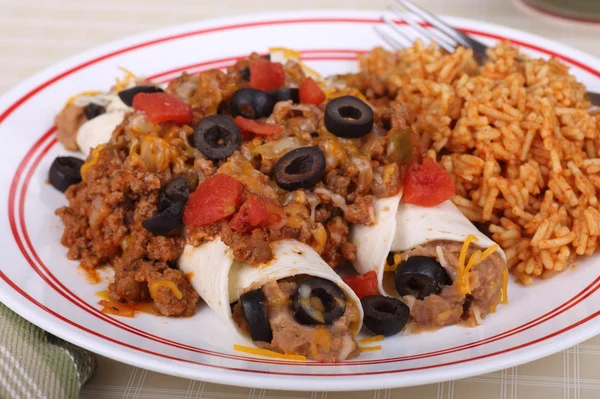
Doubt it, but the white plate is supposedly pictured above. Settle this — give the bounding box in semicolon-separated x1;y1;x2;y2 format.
1;9;599;392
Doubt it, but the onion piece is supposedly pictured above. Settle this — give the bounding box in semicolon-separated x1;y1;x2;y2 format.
314;187;348;215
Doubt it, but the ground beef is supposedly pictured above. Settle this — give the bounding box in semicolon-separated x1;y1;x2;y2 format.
325;172;351;198
345;196;376;225
322;217;355;268
132;261;198;317
56;134;197;317
232;278;360;362
55;103;87;151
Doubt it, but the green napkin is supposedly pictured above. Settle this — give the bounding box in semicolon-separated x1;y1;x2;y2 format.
0;302;95;399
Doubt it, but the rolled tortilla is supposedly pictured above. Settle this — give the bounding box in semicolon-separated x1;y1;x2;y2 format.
178;238;363;345
351;197;506;297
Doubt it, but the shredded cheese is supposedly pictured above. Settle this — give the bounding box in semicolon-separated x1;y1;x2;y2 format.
455;235;478;294
479;244;500;264
184;272;195;280
268;47;322;81
323;87;367;102
501;268;509;304
115;67;137;92
458;250;481;295
458;235;478;273
148;280;183;300
456;237;501;296
359;345;382;352
80;144;104;181
384;254;402;272
233;345;307;361
358;335;385;345
65;90;103;106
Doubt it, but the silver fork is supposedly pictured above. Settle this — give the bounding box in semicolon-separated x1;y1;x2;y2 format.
375;0;600;106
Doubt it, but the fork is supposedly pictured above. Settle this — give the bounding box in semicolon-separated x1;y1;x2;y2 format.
374;0;600;106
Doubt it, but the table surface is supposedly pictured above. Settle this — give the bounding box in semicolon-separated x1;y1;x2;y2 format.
2;0;600;397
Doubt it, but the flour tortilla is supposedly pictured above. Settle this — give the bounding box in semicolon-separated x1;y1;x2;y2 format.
178;238;363;343
351;198;506;297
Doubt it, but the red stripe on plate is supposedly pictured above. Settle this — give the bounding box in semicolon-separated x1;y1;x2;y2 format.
1;266;599;376
11;94;600;367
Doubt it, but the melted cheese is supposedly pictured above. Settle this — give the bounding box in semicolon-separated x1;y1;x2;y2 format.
384;253;402;272
148;280;183;300
80;144;105;181
309;328;332;357
233;345;307;361
95;290;111;300
311;224;328;254
358;335;384;345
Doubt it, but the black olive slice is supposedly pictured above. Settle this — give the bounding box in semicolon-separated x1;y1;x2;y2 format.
49;156;85;193
361;295;409;336
239;67;250;81
293;277;346;326
394;256;452;300
240;289;273;342
192;115;241;161
84;103;106;120
118;85;164;107
142;177;190;236
141;201;184;236
157;177;190;212
324;96;374;138
230;88;275;120
273;147;326;191
270;88;300;104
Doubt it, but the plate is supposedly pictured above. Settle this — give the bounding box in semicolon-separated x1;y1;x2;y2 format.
1;10;600;392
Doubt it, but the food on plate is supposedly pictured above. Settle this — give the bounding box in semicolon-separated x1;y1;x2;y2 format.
51;38;600;360
360;295;409;336
178;239;363;361
351;197;507;328
54;51;398;349
352;42;600;285
49;156;84;193
54;71;151;155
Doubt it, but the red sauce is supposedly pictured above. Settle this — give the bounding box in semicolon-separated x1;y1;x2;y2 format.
78;266;102;284
95;291;157;318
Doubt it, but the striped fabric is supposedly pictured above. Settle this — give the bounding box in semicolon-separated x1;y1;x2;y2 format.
2;0;600;398
0;303;95;399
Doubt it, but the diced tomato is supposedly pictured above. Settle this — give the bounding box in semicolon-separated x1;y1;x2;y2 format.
229;194;285;232
249;59;285;92
299;77;325;106
132;92;192;124
342;271;378;299
403;157;456;207
246;194;270;226
234;116;283;136
183;174;243;226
